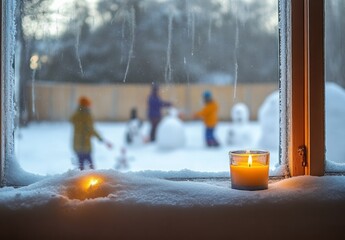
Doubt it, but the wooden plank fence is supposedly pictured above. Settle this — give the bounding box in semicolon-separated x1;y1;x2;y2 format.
26;82;278;121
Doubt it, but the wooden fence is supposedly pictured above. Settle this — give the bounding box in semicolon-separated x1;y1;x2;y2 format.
26;82;278;121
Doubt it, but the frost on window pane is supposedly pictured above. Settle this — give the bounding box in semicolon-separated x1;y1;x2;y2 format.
2;1;42;186
11;0;281;181
325;0;345;173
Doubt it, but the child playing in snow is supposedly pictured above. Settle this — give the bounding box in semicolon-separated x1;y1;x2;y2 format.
125;107;144;145
70;96;112;170
193;91;220;147
147;84;172;142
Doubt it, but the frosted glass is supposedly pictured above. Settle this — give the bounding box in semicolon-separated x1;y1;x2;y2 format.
10;0;280;178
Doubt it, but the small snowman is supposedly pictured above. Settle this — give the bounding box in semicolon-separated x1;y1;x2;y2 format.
125;108;145;146
227;103;251;146
156;107;186;150
115;147;134;170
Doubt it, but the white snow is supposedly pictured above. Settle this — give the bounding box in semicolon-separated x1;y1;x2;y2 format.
0;170;344;239
4;81;345;238
3;83;345;238
12;82;345;179
15;121;280;177
156;108;186;149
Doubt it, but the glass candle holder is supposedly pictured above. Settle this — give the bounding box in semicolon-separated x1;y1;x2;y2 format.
229;150;270;190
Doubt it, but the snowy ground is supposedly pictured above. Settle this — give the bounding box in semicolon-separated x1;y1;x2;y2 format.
3;121;345;239
15;121;280;176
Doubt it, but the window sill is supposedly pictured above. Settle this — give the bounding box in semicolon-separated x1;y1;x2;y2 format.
0;170;345;239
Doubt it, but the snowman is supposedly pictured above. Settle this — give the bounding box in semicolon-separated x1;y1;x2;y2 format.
227;103;251;146
156;107;186;149
125;108;145;146
257;91;279;150
115;147;134;171
325;82;345;164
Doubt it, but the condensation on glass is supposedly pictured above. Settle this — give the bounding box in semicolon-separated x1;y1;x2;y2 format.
5;0;282;179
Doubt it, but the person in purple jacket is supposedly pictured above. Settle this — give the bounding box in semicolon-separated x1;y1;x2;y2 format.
147;84;172;142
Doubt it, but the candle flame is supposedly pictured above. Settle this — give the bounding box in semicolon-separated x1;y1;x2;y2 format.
89;178;99;188
248;155;252;167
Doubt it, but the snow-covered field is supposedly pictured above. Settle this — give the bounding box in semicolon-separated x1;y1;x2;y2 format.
3;83;345;238
13;82;345;177
15;121;280;176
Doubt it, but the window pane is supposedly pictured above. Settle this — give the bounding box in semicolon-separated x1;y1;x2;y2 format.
14;0;280;177
325;0;345;172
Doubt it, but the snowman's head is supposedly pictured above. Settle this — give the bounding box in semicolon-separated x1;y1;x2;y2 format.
168;107;179;117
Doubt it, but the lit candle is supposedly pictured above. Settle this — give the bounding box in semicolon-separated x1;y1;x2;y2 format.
229;150;269;190
88;178;99;190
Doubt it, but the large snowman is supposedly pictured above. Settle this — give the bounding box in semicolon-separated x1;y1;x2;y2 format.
156;108;186;149
325;82;345;164
257;91;279;150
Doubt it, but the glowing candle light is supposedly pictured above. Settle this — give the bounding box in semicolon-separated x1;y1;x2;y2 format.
89;179;99;188
248;154;252;167
229;150;269;190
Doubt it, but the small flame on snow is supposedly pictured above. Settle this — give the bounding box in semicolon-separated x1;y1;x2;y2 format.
88;178;99;189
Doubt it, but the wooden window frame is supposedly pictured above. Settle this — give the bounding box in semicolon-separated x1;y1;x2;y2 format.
0;0;325;185
289;0;324;176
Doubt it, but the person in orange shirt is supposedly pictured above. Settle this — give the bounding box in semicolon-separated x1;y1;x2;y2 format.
194;91;220;147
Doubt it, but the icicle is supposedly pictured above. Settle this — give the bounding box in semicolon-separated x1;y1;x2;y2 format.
165;11;173;83
31;69;37;115
123;7;136;83
75;21;84;77
191;10;195;56
187;6;195;56
208;17;212;43
120;17;126;64
187;8;191;37
233;4;239;100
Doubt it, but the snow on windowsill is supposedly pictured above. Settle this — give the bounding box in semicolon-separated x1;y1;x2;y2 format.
1;170;345;239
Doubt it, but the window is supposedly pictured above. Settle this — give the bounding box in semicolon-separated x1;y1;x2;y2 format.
324;0;345;173
288;0;324;176
1;0;326;185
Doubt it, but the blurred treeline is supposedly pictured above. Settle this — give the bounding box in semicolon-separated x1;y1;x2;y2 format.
16;0;279;85
15;0;345;86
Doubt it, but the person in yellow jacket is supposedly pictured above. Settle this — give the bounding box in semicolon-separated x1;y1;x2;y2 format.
70;96;112;170
194;91;220;147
